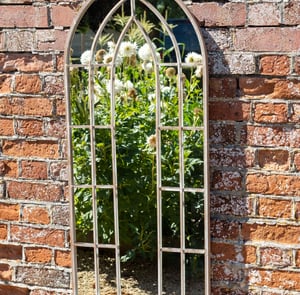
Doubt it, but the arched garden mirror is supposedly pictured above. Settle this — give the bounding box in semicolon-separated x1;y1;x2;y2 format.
65;0;209;294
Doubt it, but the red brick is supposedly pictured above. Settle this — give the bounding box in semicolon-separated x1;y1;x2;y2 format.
49;162;67;181
189;2;246;27
0;264;12;281
20;160;48;180
22;206;50;224
209;77;237;98
44;75;64;95
2;140;59;159
45;119;66;138
0;6;48;28
7;181;61;202
15;74;42;94
296;250;300;267
209;101;250;121
209;123;236;145
242;223;300;244
240;77;300;99
260;56;290;76
0;53;53;73
0;203;20;221
0;118;14;136
234;27;300;52
243;245;256;264
212;170;243;191
244;125;300;148
0;244;22;260
248;269;300;290
212;263;242;281
248;3;280;26
0;97;53;117
11;225;65;247
37;29;68;51
0;160;18;178
55;98;66;116
30;290;69;295
295;56;300;75
258;198;292;219
254;103;288;123
257;149;289;171
295;202;300;220
246;173;300;196
51;5;77;27
0;225;7;240
16;119;44;137
211;242;237;261
260;247;292;267
0;285;29;295
25;247;52;263
0;74;12;93
283;0;300;25
56;54;64;72
55;250;71;267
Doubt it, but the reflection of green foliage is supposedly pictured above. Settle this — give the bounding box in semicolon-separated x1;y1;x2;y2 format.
71;16;204;261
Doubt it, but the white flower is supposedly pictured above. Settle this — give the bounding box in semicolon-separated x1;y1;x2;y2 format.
184;52;203;66
103;52;122;66
138;43;156;61
123;80;134;90
107;41;116;53
119;41;137;57
195;65;203;78
80;50;92;66
142;61;153;73
106;79;123;95
148;93;155;101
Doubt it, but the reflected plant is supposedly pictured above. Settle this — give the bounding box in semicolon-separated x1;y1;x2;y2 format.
71;17;204;261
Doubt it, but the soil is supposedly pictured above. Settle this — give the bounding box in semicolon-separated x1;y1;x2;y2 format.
77;250;204;295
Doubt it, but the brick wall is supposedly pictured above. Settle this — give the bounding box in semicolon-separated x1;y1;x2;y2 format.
189;1;300;294
0;0;299;294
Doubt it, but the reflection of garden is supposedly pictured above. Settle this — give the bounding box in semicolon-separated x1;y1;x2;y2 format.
70;3;205;293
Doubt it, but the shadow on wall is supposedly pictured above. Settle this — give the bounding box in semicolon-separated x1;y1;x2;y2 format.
203;29;253;294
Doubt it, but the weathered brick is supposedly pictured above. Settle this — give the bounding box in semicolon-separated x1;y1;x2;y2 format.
260;56;290;76
209;123;236;145
260;247;292;267
212;263;244;281
37;29;68;51
2;140;59;159
4;30;36;52
55;98;66;116
294;151;300;172
0;6;48;28
10;225;65;247
0;203;20;221
0;244;22;260
44;75;64;95
242;223;300;244
248;3;280;26
296;250;300;267
246;173;300;196
0;285;29;295
15;74;42;94
15;266;70;288
20;161;48;180
295;56;300;75
22;206;50;224
52;205;69;226
0;74;12;93
0;97;53;117
244;125;300;148
25;247;52;263
258;198;292;219
211;242;238;261
0;53;54;73
212;170;243;191
209;101;250;121
209;77;237;98
49;162;68;181
0;264;12;281
211;194;251;217
0;118;14;136
283;0;300;25
16;119;44;137
7;181;62;202
51;5;77;27
234;27;300;52
210;147;254;169
253;103;288;123
248;269;300;290
55;250;71;267
45;119;66;138
189;2;246;27
30;290;69;295
257;149;289;171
